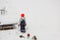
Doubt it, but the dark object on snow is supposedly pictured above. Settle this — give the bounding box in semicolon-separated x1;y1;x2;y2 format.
0;24;15;30
19;35;25;38
27;33;30;38
32;36;37;40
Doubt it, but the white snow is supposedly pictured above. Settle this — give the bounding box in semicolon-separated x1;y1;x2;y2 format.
0;0;60;40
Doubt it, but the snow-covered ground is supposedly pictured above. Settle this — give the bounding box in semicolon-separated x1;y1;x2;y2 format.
0;0;60;40
0;25;39;40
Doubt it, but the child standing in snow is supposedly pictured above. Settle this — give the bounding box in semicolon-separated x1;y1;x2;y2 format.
18;13;26;33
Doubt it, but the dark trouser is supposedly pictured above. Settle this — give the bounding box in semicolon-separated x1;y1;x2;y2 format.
20;25;25;32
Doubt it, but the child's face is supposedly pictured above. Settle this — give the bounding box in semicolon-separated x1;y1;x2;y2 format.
21;17;25;19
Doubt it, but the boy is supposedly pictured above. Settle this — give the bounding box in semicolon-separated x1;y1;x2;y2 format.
18;13;26;33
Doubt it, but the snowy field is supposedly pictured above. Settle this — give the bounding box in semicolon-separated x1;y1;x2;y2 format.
0;0;60;40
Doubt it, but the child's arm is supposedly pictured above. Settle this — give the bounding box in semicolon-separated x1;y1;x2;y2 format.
18;22;20;27
18;19;21;27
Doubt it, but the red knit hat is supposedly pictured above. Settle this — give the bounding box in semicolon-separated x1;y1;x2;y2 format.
21;13;25;17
